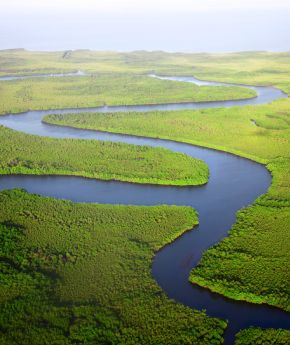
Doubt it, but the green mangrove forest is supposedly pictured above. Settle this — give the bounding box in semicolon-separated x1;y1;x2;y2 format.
0;49;289;344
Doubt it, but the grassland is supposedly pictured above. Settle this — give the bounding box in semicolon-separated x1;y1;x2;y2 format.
235;327;290;344
46;100;290;312
0;125;208;186
0;74;256;115
0;189;226;345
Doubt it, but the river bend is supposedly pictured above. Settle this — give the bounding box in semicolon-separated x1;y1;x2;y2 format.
0;72;289;344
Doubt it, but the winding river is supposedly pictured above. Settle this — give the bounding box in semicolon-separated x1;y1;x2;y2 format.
0;72;289;344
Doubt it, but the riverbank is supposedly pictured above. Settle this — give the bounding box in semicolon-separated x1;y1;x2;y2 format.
0;52;289;344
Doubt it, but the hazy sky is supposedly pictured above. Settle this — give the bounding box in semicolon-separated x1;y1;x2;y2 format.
1;0;290;52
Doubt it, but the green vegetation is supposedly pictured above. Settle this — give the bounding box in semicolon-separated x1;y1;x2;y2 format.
235;327;290;345
0;74;256;115
1;49;290;93
1;49;290;342
0;189;226;344
44;99;290;164
46;99;290;311
0;125;208;186
190;196;290;311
